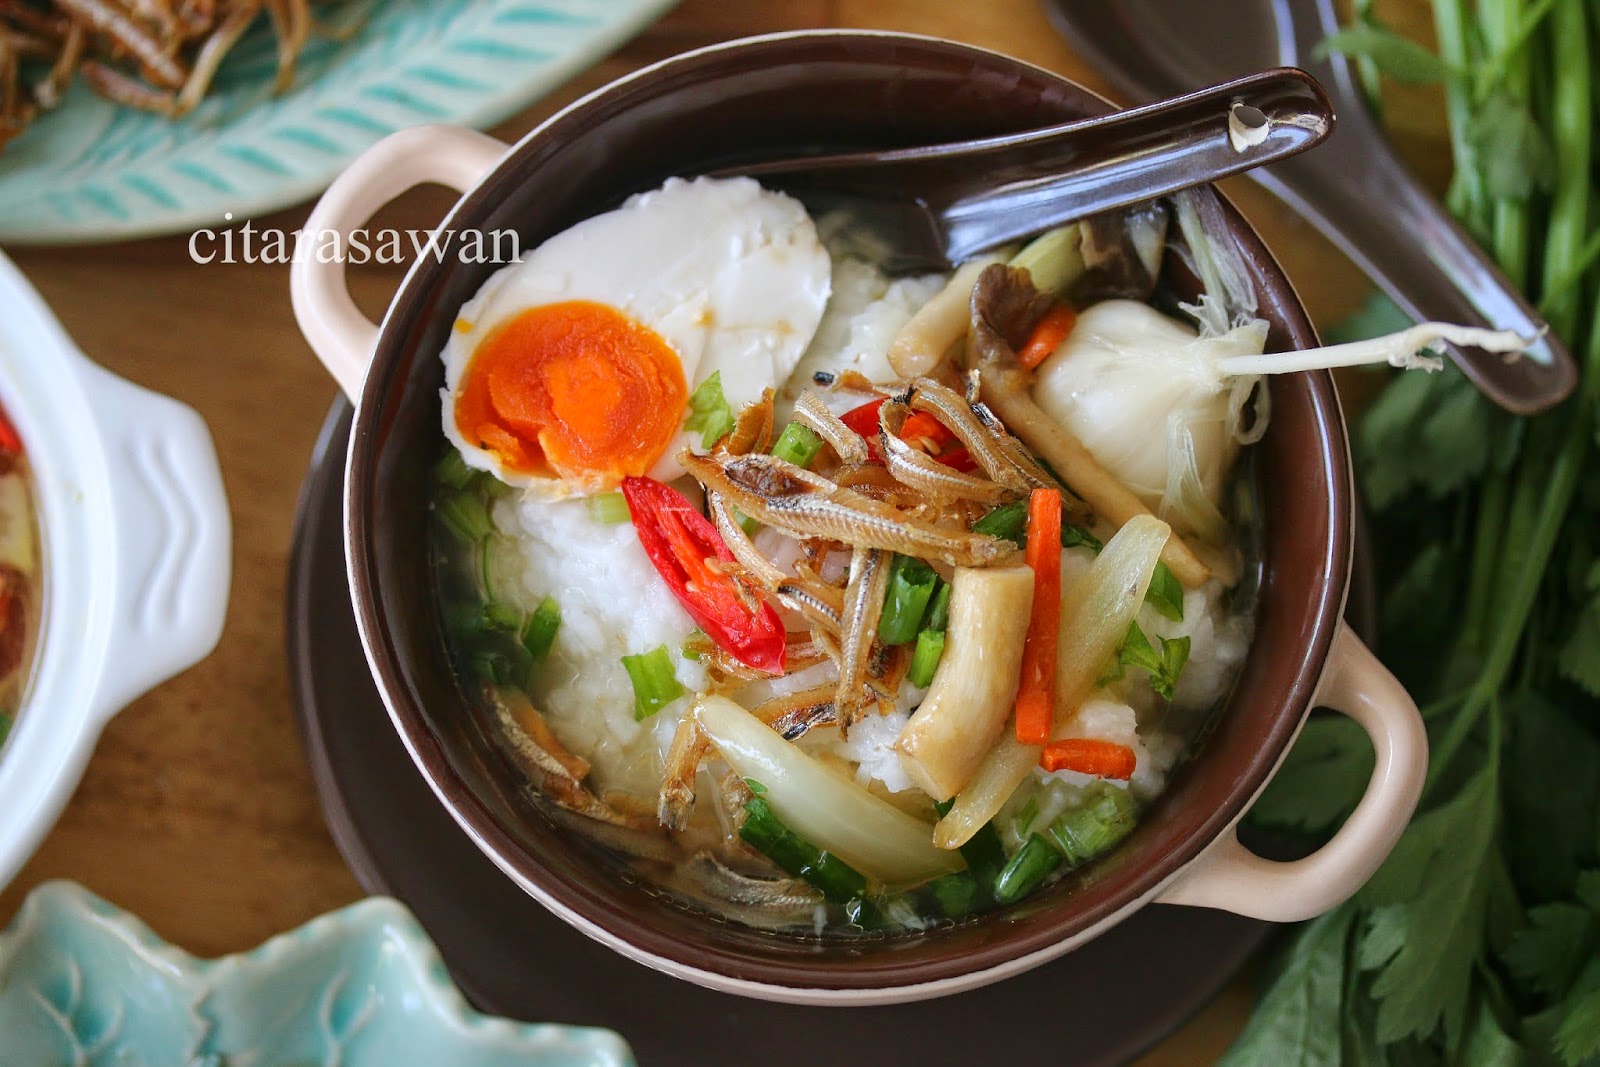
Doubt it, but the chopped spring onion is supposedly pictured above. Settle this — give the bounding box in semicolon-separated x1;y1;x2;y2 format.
433;449;475;490
1144;561;1184;621
437;492;493;545
907;580;954;687
1008;224;1084;296
926;872;983;918
975;500;1106;555
684;371;736;449
770;422;824;469
0;710;10;746
471;646;531;688
879;555;939;644
521;596;561;665
481;601;522;631
734;507;760;536
933;798;1007;891
908;631;945;688
585;491;631;525
621;644;683;720
923;584;952;634
993;834;1064;906
1049;784;1138;866
1015;795;1040;836
973;500;1028;543
739;793;882;927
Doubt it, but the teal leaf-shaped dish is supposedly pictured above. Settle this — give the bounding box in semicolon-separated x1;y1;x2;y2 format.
0;0;674;244
0;881;635;1066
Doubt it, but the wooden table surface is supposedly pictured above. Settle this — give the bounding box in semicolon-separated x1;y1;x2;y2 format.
0;0;1445;1062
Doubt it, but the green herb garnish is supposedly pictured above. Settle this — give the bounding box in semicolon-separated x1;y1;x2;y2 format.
684;371;735;449
620;644;683;720
770;422;824;469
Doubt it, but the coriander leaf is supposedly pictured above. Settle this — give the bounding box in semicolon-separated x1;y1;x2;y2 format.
1577;872;1600;913
1504;695;1600;904
1145;561;1184;621
1378;541;1462;695
1249;714;1375;834
1358;763;1501;1050
1559;559;1600;697
1062;522;1103;552
1360;363;1505;508
1117;622;1163;675
1161;634;1191;695
1218;908;1353;1066
1464;90;1556;201
1503;902;1597;998
1555;967;1600;1066
1314;22;1451;84
1464;996;1528;1067
1113;623;1188;700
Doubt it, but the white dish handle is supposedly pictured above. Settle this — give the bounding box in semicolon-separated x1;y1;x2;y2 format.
73;358;231;721
1156;620;1426;921
290;125;509;400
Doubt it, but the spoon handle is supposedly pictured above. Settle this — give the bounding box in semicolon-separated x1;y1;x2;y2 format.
1261;0;1576;415
934;68;1334;262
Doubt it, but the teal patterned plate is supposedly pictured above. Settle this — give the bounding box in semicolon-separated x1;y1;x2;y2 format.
0;0;673;244
0;881;635;1066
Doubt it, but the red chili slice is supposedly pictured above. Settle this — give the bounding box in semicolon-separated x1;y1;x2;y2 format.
838;397;976;471
0;409;22;461
621;476;785;675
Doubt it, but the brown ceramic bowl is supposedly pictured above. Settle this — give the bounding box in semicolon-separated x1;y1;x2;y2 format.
290;31;1426;1004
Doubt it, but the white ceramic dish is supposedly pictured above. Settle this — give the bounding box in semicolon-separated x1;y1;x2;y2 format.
0;251;231;888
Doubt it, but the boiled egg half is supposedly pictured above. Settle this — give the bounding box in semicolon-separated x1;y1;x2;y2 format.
441;176;832;498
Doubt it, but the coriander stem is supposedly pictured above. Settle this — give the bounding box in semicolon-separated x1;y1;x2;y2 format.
1432;0;1490;233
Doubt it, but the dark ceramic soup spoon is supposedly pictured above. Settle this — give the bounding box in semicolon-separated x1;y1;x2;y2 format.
720;67;1333;274
1045;0;1576;415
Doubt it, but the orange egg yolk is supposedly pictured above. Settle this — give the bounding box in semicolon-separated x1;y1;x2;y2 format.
454;301;688;489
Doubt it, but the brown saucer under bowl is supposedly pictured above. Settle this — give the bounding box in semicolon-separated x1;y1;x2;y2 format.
326;33;1358;998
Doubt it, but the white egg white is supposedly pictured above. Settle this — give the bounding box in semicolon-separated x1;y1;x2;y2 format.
441;176;832;497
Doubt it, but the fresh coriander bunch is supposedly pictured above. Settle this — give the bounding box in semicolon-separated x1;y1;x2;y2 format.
1224;1;1600;1064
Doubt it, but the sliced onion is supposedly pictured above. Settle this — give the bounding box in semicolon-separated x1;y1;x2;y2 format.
1056;514;1171;711
695;694;962;886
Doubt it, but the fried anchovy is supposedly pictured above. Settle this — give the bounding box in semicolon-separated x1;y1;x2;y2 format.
793;389;871;468
681;450;1019;568
658;716;711;831
879;394;1012;505
709;492;789;589
835;547;889;733
722;388;775;455
753;685;839;740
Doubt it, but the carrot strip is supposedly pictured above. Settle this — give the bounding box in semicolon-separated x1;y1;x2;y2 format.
1040;738;1137;780
1014;488;1061;744
1018;304;1077;370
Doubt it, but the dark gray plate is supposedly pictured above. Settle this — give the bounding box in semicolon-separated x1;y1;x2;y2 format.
288;401;1370;1066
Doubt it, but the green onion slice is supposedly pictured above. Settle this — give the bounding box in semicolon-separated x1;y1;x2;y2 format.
585;491;631;525
770;422;824;469
878;555;939;644
621;644;684;720
908;629;946;688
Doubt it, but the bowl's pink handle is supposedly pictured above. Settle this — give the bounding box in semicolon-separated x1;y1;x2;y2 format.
1157;620;1425;921
290;125;508;400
